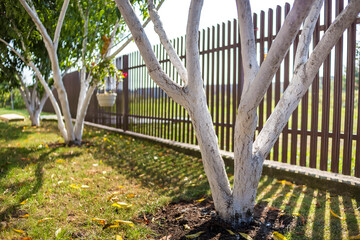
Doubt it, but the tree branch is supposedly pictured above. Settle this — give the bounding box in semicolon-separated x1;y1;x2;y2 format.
54;0;70;51
107;0;165;60
185;0;204;90
114;0;186;106
18;0;54;52
148;0;188;85
253;0;360;159
239;0;315;112
235;0;259;91
293;0;323;68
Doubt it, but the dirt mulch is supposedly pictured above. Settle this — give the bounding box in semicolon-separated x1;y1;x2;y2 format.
140;199;300;240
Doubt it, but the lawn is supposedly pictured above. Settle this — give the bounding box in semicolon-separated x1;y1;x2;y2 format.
0;108;359;239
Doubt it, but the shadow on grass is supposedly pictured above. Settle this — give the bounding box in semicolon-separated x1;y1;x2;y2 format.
84;127;360;239
0;121;32;142
0;145;81;221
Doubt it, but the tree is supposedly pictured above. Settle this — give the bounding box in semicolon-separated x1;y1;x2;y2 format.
115;0;360;226
0;1;53;126
16;0;161;144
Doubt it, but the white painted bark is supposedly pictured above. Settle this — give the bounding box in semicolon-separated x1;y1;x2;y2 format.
115;0;186;105
107;0;165;60
253;0;360;159
148;0;188;85
0;38;68;139
19;0;75;143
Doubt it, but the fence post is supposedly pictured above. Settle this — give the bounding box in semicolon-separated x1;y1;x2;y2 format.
122;55;129;131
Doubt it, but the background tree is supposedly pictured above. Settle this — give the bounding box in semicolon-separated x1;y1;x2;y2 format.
0;1;54;126
115;0;360;226
17;0;159;144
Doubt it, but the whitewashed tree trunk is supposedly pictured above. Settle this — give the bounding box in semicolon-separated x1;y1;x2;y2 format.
19;0;75;143
116;0;360;226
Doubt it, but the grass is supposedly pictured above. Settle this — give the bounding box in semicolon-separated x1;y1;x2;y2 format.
0;108;360;239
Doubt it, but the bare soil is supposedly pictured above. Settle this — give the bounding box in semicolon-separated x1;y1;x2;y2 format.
141;199;298;240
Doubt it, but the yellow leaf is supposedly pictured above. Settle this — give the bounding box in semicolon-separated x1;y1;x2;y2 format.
13;228;25;234
239;232;253;240
69;184;80;189
196;198;205;202
21;238;32;240
126;194;135;198
273;231;287;240
112;202;133;208
350;234;360;239
286;193;296;197
56;159;64;163
108;224;120;228
330;209;343;220
226;229;237;235
38;217;53;223
276;180;294;186
116;235;123;240
20;199;28;205
114;220;134;227
292;213;301;217
92;218;106;225
19;214;29;218
185;231;205;239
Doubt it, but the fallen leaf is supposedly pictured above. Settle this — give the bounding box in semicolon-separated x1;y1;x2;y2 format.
185;231;205;239
286;193;296;197
175;214;184;220
112;202;133;208
126;194;135;198
20;238;32;240
116;235;123;240
69;184;80;189
350;234;360;239
103;224;120;229
330;209;343;220
276;180;295;186
13;228;25;234
226;229;237;235
114;220;134;227
273;231;287;240
38;217;53;223
196;198;205;202
239;232;253;240
20;199;28;205
19;214;29;218
92;218;106;225
56;159;64;163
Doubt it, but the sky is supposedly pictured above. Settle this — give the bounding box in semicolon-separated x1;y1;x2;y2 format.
116;0;294;55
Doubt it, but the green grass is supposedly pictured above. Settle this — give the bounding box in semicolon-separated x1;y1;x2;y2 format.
0;108;360;239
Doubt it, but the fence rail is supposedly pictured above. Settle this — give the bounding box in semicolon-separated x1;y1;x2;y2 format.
44;0;360;178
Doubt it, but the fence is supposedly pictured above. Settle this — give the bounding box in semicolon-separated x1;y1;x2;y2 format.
44;0;360;178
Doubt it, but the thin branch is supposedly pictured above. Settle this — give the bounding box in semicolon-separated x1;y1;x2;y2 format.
293;0;323;68
253;0;360;159
235;0;259;91
114;0;185;105
148;0;188;85
107;0;165;60
54;0;70;51
239;0;315;112
18;0;54;52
